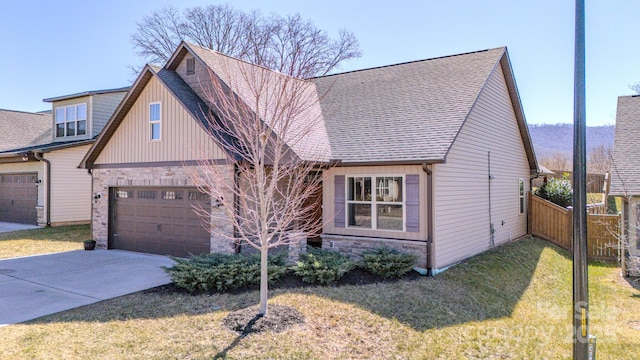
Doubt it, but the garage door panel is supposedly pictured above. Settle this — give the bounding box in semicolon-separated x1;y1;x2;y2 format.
0;173;38;225
112;187;211;257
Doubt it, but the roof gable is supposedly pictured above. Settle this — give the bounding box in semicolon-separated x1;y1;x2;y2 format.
83;43;536;171
611;95;640;195
312;47;535;169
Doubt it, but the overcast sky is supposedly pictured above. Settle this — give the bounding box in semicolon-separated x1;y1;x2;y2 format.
0;0;637;126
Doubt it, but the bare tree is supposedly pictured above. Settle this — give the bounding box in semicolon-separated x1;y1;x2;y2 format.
539;151;572;172
189;53;330;315
131;4;361;78
630;82;640;94
587;144;612;174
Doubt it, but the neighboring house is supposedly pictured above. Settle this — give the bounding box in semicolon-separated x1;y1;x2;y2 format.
0;88;128;226
80;42;537;274
610;95;640;276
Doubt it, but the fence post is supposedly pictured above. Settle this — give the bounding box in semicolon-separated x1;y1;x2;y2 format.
567;206;574;250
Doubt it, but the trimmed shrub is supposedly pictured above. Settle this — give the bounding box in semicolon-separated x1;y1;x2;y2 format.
360;247;417;278
534;176;573;208
164;251;287;293
292;247;356;285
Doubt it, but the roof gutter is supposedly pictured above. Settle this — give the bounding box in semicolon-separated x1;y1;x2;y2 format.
33;152;51;226
422;162;434;276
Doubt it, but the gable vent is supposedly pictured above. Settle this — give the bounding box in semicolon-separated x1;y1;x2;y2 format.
186;58;195;75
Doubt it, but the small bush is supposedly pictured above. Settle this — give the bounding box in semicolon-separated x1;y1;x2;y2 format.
534;176;573;208
292;247;355;285
164;251;287;293
360;247;417;278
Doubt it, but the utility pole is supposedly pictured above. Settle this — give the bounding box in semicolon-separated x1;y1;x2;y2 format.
573;0;590;359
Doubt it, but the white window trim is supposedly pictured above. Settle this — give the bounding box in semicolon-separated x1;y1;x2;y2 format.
345;174;406;232
149;102;161;141
54;103;88;138
519;178;526;215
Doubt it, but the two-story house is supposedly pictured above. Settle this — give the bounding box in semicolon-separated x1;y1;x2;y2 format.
0;87;128;226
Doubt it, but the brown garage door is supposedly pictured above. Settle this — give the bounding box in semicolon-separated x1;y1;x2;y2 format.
0;173;38;225
111;187;211;257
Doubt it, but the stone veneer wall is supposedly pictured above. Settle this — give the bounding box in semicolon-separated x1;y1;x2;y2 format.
91;165;235;253
627;255;640;277
321;234;428;268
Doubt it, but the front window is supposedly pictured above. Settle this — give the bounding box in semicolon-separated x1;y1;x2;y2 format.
150;102;161;140
347;176;404;231
55;104;87;138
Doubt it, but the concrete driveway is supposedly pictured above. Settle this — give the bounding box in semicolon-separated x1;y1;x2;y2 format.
0;250;175;327
0;221;41;233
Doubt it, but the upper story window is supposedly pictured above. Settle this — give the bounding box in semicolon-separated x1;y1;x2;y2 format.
149;102;161;141
347;176;404;231
55;103;87;138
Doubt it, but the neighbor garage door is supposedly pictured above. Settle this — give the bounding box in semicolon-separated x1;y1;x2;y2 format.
111;187;211;257
0;173;38;225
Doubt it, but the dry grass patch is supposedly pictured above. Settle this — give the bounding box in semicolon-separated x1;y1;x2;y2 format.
0;225;89;259
0;237;638;359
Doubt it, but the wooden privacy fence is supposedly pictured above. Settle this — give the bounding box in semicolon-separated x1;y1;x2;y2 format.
528;193;619;260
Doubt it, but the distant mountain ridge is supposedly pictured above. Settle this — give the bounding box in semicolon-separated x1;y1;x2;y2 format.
528;123;614;158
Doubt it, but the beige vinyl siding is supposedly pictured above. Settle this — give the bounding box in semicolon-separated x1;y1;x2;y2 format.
0;162;45;207
323;165;427;241
52;96;91;143
432;64;530;270
626;197;640;257
46;145;92;224
94;76;225;165
92;92;127;137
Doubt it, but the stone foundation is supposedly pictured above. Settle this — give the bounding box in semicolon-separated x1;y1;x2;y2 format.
91;165;235;252
321;234;428;268
36;206;45;226
627;255;640;277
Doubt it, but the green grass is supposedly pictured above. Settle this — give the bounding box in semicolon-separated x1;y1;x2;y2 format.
0;235;638;359
0;225;89;259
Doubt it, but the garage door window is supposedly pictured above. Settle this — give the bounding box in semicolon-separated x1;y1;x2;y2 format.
117;190;133;198
138;190;157;199
162;191;183;200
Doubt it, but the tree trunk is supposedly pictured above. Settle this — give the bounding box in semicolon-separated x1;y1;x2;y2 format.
259;241;269;315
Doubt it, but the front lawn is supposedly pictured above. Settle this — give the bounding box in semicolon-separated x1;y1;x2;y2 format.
0;236;638;359
0;224;89;259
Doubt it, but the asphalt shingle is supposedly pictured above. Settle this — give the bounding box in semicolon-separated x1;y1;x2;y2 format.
0;109;51;152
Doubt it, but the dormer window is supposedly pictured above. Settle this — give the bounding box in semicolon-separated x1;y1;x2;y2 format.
55;104;87;138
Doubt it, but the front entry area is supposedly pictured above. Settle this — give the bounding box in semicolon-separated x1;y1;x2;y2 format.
110;187;211;257
0;173;38;225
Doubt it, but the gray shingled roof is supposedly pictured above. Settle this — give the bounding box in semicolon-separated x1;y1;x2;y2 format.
83;43;535;170
0;109;51;152
312;48;505;164
186;43;331;162
610;95;640;195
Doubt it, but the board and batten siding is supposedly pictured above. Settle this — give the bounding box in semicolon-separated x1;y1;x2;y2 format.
92;92;127;137
46;145;92;224
94;76;225;165
323;165;428;241
432;64;530;270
